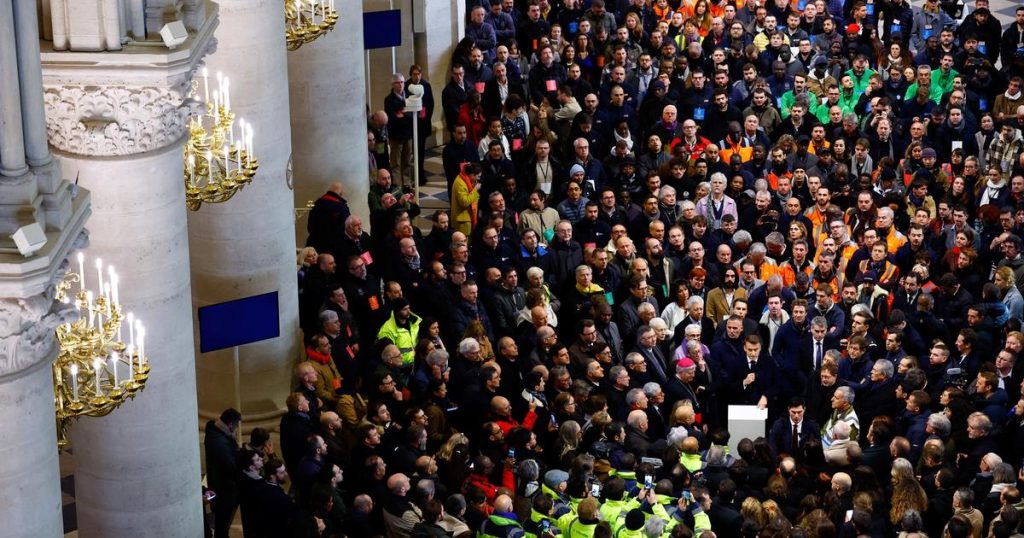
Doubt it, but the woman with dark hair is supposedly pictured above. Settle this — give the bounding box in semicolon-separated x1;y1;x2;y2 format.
457;90;488;146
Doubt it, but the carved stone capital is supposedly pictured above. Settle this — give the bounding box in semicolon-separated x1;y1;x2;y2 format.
40;5;218;157
44;85;190;157
0;289;74;381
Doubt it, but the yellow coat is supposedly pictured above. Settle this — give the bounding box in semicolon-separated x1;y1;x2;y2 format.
451;174;479;235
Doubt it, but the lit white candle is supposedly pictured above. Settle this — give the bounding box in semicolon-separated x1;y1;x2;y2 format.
77;252;85;292
127;312;135;347
247;125;254;163
329;0;334;12
108;266;118;307
109;270;118;307
202;67;209;102
216;71;223;98
206;151;213;182
110;351;118;385
223;77;230;112
86;291;94;327
70;364;79;401
95;258;103;297
137;325;146;369
93;358;102;394
213;90;220;123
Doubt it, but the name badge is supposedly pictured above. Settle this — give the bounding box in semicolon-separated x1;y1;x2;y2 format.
604;291;615;305
475;82;485;94
866;3;874;15
512;138;523;151
569;22;578;34
951;140;963;151
979;98;988;110
360;251;374;265
978;41;987;54
694;107;705;120
545;79;557;92
922;25;932;40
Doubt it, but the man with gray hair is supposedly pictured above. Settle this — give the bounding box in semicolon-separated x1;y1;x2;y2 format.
856;359;899;438
409;349;450;396
625;409;653;456
822;386;859;448
643;381;668;438
384;72;414;188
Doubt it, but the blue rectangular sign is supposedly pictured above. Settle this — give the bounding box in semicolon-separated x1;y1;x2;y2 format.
198;292;280;353
364;10;402;49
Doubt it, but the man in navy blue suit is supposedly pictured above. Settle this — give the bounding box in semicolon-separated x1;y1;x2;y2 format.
726;334;778;410
768;397;820;460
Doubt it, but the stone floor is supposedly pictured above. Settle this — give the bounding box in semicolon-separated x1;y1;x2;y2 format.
60;0;1021;535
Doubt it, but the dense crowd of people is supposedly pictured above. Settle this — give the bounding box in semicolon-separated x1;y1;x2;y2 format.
204;0;1024;536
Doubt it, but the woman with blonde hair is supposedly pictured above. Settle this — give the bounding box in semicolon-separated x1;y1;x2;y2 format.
552;420;582;469
297;246;318;292
741;496;767;530
463;319;495;361
889;458;927;526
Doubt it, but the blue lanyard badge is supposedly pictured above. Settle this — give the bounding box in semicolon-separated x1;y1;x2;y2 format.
694;107;705;120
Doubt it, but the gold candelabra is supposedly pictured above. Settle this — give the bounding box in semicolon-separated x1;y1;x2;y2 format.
285;0;339;51
53;253;149;452
183;68;259;211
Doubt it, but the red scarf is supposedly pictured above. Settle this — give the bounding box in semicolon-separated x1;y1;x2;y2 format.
306;346;331;365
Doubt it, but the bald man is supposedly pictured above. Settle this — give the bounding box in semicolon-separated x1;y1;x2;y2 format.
382;473;423;537
480;494;522;535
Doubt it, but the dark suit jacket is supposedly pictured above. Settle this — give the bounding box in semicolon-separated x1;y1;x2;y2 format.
767;417;821;459
636;345;670;384
725;353;779;405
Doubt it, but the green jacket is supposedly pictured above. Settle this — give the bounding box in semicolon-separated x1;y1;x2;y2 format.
680;452;704;474
368;183;403;212
904;82;945;105
780;90;820;119
479;513;525;538
556;513;599;538
599;497;640;531
843;68;877;94
377;312;421;366
523;509;561;537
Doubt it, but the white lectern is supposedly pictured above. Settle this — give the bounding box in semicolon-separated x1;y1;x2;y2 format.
727;405;768;454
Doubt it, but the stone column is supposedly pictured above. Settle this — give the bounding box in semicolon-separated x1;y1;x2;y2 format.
13;0;52;166
0;232;90;538
40;10;218;536
0;351;65;538
0;0;28;176
192;0;299;424
287;8;369;246
58;141;203;537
